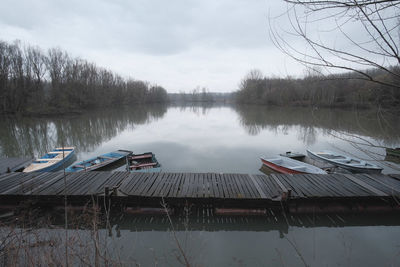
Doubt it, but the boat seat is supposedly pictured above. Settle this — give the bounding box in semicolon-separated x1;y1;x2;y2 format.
99;156;114;160
74;165;86;168
131;154;152;160
335;159;351;163
130;162;157;169
36;158;61;162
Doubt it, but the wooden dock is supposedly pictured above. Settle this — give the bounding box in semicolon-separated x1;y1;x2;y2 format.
0;157;33;175
0;171;399;214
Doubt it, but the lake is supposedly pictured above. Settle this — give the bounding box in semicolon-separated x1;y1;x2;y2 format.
1;104;400;266
1;104;399;174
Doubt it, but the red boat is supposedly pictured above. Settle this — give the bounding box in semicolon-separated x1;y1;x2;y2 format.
260;156;326;174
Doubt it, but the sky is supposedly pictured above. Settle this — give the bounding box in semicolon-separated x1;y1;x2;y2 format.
0;0;374;93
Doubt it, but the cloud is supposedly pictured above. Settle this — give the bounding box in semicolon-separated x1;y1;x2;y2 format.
0;0;305;92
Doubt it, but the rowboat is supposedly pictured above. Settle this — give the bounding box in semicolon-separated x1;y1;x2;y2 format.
23;147;75;172
386;147;400;158
127;152;161;172
307;150;383;174
260;156;327;174
65;150;132;172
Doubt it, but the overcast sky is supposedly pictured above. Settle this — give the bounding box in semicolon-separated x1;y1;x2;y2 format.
0;0;324;92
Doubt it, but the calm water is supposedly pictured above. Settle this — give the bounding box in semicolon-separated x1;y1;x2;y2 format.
4;213;400;266
1;105;400;266
1;104;399;173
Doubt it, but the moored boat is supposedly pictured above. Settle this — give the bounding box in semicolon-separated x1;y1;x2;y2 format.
260;155;327;174
127;152;161;172
65;150;132;172
307;150;383;174
23;147;75;172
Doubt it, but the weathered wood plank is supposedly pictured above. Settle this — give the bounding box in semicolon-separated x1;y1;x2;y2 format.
277;174;308;197
307;174;342;197
315;174;356;197
233;174;251;198
139;173;159;196
221;174;233;198
211;173;221;198
248;174;267;199
271;174;289;193
328;174;369;196
227;174;241;198
1;172;399;210
360;174;400;194
149;172;165;196
172;173;184;197
0;157;33;174
185;173;195;198
342;174;387;196
162;172;173;196
179;173;191;197
255;175;281;198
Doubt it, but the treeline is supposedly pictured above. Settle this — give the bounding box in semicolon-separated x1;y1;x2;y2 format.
235;68;400;108
169;87;234;103
0;40;168;114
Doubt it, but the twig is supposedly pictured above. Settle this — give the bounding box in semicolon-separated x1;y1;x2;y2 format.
161;197;190;267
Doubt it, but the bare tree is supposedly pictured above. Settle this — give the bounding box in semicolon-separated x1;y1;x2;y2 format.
270;0;400;89
0;40;170;114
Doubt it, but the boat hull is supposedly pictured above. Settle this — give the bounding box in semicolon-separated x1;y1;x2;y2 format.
261;158;305;174
307;150;383;174
66;150;132;172
23;148;75;172
260;157;326;174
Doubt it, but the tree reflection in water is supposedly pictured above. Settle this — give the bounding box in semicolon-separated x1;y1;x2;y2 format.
235;105;400;147
0;105;167;157
0;104;399;163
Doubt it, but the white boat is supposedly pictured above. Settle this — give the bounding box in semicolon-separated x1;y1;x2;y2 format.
23;147;75;172
306;150;383;174
260;156;327;174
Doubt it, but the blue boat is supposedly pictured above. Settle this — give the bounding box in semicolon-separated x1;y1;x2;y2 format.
66;150;132;172
23;147;75;172
127;152;161;173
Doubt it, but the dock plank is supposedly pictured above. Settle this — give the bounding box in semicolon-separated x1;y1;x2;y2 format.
149;172;165;197
1;172;400;210
255;175;282;198
307;174;343;197
221;174;233;198
313;174;355;197
342;174;387;196
248;174;266;199
357;174;400;195
328;174;371;196
0;157;33;174
211;173;221;198
234;174;251;198
172;173;184;197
